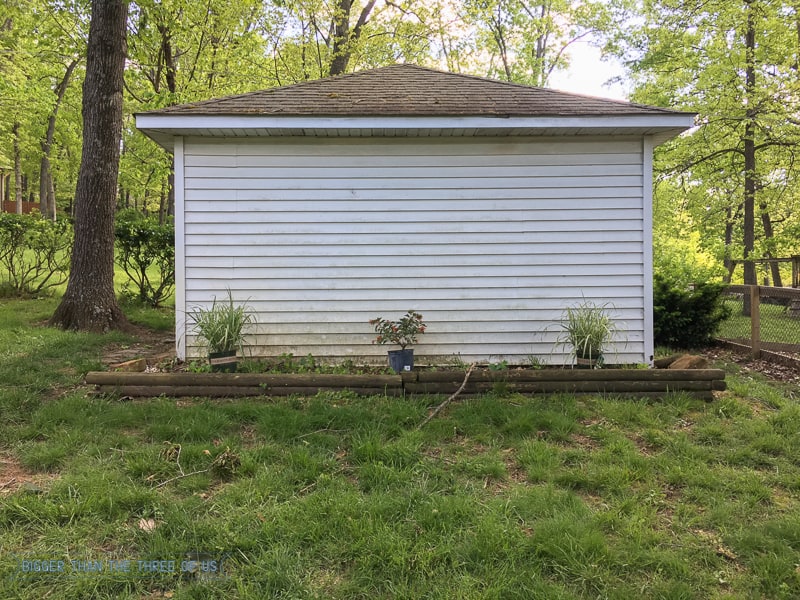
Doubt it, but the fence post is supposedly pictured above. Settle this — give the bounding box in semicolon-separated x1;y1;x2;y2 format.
750;285;761;359
793;255;800;288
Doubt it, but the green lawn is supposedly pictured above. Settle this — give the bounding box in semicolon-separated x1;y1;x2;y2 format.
1;299;800;598
718;296;800;349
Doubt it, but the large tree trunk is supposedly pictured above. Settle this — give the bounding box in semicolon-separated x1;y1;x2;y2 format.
50;0;130;332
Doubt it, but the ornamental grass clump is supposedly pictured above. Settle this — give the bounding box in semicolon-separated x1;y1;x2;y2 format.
188;290;255;354
369;310;426;349
558;300;619;364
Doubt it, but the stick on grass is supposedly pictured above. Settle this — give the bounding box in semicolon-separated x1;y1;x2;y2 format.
417;363;476;429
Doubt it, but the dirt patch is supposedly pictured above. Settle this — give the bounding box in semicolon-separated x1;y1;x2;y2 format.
706;346;800;384
0;453;58;496
627;432;661;457
102;325;175;371
500;447;527;485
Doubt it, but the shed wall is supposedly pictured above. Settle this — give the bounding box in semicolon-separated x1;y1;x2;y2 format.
180;135;648;365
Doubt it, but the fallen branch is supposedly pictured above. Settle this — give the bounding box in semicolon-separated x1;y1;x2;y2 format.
417;363;476;429
155;467;211;489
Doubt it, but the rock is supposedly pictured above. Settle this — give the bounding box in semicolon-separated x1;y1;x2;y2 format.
669;354;709;370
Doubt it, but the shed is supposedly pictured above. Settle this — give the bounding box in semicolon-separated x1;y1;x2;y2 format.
135;64;694;366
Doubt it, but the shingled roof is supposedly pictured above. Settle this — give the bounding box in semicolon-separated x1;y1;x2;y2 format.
143;63;683;118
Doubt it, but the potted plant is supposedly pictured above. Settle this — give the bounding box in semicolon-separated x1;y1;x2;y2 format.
187;290;255;372
557;300;619;368
369;310;426;373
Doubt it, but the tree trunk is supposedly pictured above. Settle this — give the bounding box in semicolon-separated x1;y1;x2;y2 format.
329;0;376;76
159;180;167;224
39;158;50;218
50;0;130;333
167;163;175;217
40;59;79;221
742;0;757;314
760;207;783;287
723;205;736;283
13;121;22;214
156;21;178;219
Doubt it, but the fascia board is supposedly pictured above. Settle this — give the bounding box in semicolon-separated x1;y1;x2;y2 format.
136;113;695;134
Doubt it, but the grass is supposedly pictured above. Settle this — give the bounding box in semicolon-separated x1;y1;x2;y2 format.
2;300;800;598
718;296;800;348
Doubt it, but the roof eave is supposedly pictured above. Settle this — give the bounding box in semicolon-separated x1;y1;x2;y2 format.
136;113;695;150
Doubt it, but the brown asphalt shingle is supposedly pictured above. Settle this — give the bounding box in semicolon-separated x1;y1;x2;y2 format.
142;64;684;118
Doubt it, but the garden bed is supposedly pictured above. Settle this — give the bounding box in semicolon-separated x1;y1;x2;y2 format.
85;368;726;401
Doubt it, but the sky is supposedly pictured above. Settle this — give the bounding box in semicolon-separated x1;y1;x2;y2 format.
547;40;631;101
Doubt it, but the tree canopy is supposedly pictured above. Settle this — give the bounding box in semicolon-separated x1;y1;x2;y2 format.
612;0;800;284
1;1;621;221
1;0;798;289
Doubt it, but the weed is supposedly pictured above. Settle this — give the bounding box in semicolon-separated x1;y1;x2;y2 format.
488;360;509;371
211;446;241;478
186;360;211;373
527;355;546;369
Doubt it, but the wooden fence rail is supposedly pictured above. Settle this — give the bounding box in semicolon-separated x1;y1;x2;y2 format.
727;256;800;288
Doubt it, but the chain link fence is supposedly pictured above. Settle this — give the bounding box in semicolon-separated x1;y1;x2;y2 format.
718;285;800;364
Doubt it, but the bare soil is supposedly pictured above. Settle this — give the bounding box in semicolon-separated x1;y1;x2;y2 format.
0;453;57;496
101;325;175;370
705;346;800;384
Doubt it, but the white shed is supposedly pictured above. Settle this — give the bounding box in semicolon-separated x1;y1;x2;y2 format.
136;64;694;366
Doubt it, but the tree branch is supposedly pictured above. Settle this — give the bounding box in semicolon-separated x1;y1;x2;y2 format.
417;363;476;429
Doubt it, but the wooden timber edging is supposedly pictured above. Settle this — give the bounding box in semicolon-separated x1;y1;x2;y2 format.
84;369;726;401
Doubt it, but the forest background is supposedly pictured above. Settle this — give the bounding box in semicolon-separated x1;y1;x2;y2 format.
1;0;799;290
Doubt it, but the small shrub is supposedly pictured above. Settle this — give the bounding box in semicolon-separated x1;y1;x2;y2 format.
0;213;72;296
369;310;426;349
115;209;175;307
653;275;731;348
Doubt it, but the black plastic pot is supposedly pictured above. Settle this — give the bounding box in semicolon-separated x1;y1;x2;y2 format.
209;350;238;373
575;354;603;369
387;349;414;373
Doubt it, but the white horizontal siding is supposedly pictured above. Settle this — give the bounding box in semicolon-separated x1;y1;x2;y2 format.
185;152;641;169
186;188;642;202
181;135;647;365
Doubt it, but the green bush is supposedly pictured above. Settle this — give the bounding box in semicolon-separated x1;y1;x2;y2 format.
115;209;175;307
0;213;72;296
653;275;731;348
